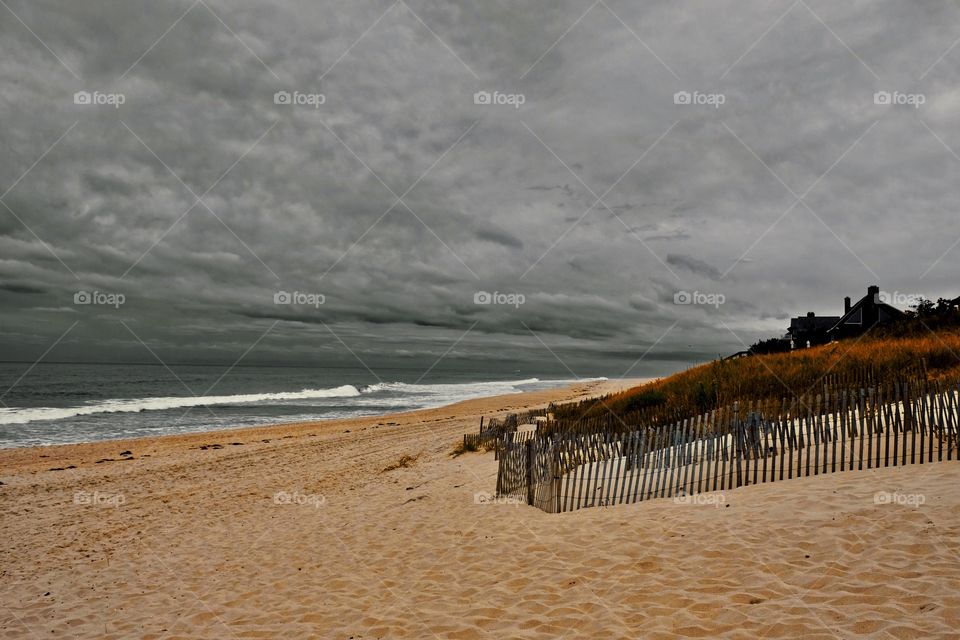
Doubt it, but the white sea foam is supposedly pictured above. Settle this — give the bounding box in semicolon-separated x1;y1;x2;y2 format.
0;384;361;425
0;377;607;438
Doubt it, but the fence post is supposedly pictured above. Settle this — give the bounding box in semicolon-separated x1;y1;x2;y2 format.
526;439;534;506
553;443;562;514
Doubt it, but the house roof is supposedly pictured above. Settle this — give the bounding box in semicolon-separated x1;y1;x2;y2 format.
828;291;903;333
789;315;839;333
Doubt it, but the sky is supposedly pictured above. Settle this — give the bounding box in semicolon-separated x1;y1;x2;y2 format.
2;0;960;379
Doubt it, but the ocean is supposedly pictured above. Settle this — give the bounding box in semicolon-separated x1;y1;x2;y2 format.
0;362;602;448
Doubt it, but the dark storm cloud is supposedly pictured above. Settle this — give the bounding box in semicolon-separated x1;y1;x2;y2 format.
0;283;46;295
2;0;960;376
666;253;721;280
474;226;524;249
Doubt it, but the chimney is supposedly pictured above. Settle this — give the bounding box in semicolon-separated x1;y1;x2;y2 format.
867;285;880;304
844;296;851;313
807;311;815;318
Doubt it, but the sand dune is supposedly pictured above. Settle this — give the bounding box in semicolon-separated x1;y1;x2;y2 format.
2;379;959;639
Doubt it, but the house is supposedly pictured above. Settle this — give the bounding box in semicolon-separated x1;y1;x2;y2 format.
787;311;840;348
785;285;904;348
827;285;903;341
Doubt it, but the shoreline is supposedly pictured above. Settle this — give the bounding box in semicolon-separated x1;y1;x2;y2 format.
0;375;606;446
0;378;644;478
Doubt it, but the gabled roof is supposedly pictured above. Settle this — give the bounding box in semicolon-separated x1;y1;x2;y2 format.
828;292;903;333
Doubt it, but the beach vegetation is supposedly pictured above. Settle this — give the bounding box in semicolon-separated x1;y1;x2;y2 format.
556;324;960;424
452;440;480;457
382;453;420;472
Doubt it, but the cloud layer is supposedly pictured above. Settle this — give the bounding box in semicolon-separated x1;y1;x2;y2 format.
2;0;960;377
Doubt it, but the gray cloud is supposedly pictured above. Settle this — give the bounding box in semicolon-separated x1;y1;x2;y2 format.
0;283;47;295
2;0;960;377
474;226;525;249
666;253;721;280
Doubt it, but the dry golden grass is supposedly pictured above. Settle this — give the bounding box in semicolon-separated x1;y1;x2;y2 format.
381;453;420;472
562;328;960;423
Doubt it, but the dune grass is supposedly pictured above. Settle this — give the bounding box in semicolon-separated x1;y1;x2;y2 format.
556;327;960;424
451;439;480;457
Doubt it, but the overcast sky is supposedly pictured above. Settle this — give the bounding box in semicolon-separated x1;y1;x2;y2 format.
2;0;960;378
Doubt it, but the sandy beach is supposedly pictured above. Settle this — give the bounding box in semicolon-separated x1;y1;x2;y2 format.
2;378;959;639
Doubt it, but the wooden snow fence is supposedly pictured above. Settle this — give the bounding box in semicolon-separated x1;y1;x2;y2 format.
494;378;960;513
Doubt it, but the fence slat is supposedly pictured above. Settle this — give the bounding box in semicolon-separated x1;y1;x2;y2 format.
632;431;648;503
696;417;707;494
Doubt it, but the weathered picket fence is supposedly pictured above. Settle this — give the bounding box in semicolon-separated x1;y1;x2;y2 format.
462;409;549;459
496;378;960;513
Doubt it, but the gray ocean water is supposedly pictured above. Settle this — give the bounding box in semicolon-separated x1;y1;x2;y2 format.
0;362;604;448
